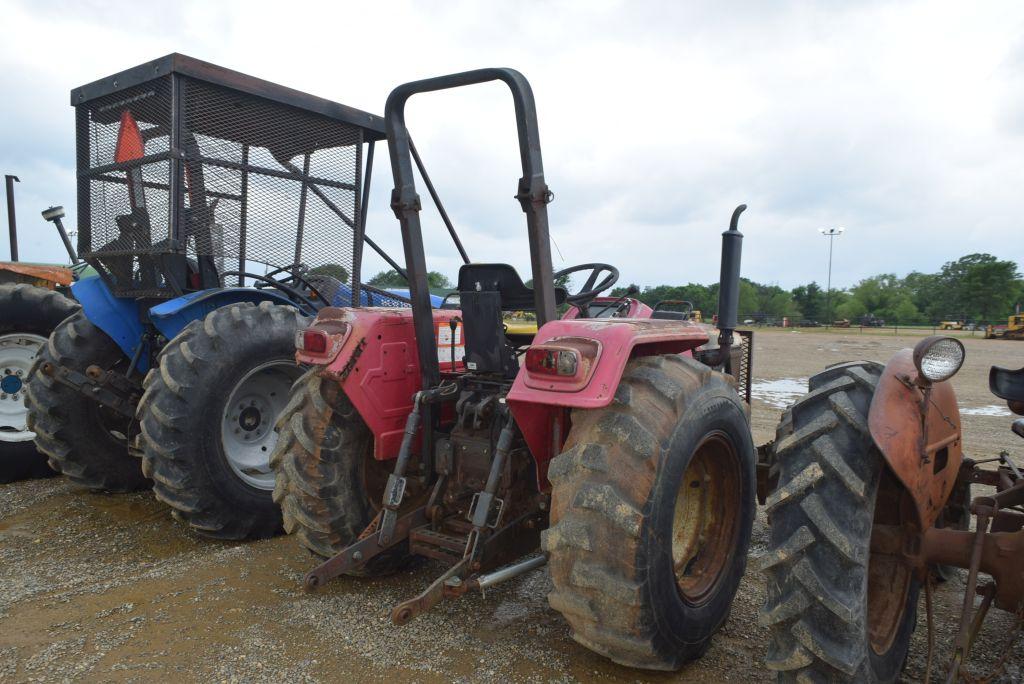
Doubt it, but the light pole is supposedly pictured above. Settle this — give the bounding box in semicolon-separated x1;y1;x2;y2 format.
819;227;844;326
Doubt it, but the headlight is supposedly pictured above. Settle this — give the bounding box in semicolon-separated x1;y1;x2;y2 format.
913;336;965;383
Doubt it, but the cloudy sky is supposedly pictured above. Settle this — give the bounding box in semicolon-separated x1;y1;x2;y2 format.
1;0;1022;290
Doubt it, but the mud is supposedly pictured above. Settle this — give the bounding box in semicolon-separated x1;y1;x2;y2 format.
1;329;1021;682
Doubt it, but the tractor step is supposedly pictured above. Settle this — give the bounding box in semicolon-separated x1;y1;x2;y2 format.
409;525;467;562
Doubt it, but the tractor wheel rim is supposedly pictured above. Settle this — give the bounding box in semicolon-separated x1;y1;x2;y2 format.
671;431;742;604
0;333;46;443
220;359;302;490
867;472;916;655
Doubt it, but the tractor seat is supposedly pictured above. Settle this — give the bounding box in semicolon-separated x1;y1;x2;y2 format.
456;263;567;377
990;366;1024;404
650;310;688;321
457;263;567;310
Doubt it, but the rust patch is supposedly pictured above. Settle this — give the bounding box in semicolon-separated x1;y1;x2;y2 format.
868;349;962;528
0;262;74;287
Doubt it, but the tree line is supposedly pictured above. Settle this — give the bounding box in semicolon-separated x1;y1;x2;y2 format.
608;253;1022;326
366;253;1021;326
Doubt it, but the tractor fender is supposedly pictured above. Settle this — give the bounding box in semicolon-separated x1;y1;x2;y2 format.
301;306;462;461
0;262;74;288
507;318;709;409
868;348;963;529
71;275;150;369
147;287;301;342
507;318;710;477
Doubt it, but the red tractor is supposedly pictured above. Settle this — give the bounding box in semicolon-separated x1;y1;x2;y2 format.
760;336;1024;682
271;69;756;670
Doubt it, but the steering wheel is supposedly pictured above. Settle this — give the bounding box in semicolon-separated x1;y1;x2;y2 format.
553;263;619;305
220;270;321;316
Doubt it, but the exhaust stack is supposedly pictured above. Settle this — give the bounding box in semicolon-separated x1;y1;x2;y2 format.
42;206;80;265
717;204;746;337
5;174;18;261
711;204;746;368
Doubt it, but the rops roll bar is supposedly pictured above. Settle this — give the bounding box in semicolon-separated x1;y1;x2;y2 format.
384;68;557;389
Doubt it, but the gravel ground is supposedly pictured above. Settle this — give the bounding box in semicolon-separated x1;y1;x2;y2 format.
1;329;1022;682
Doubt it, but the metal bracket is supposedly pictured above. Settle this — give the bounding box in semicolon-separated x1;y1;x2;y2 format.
305;506;428;590
514;177;553;213
390;188;422;218
40;362;139;418
467;491;505;529
383;474;407;508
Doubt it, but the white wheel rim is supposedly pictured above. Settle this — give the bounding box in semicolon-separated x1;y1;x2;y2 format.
0;333;47;443
220;360;301;490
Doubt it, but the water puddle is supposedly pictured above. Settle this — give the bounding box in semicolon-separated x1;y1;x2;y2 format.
752;376;1014;418
751;378;808;409
961;405;1012;417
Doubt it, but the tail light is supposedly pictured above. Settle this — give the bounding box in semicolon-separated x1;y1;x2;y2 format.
296;328;329;354
525;347;580;376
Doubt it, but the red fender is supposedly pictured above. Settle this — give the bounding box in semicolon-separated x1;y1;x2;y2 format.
507;318;709;487
868;349;963;529
298;307;461;460
299;308;710;487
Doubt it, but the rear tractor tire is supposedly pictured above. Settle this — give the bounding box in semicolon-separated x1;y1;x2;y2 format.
759;361;919;683
270;370;412;576
543;354;757;670
0;283;80;483
25;310;145;491
138;302;307;540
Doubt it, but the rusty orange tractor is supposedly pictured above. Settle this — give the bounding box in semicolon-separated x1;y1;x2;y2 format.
760;336;1024;682
2;194;82;481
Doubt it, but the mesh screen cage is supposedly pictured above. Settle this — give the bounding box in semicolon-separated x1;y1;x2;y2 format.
71;54;386;299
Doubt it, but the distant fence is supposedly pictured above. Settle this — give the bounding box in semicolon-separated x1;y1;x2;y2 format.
738;320;992;338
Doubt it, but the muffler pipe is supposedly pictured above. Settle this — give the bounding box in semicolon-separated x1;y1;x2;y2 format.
42;206;80;265
709;204;746;367
5;174;19;261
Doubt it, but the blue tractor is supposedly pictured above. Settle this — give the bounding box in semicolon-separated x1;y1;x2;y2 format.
25;55;418;539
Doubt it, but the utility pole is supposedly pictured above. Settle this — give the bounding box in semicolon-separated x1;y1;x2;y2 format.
819;227;844;326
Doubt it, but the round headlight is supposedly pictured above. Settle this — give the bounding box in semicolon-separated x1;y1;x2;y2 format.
913;336;965;383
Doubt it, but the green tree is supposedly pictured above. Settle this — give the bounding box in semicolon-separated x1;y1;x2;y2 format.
937;254;1021;322
753;283;800;319
791;282;825;321
892;298;921;323
427;272;454;289
838;274;921;323
599;252;1023;326
903;271;943;320
737;280;760;317
308;263;349;283
368;269;406;287
368;269;453;289
835;296;867;321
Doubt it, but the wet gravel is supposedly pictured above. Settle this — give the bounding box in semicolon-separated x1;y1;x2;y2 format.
1;330;1022;682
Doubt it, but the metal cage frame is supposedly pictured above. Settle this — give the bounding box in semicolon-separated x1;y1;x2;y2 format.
71;54;386;300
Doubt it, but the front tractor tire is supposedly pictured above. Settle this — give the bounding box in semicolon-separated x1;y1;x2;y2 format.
137;302;307;540
759;362;919;683
26;310;145;491
270;371;411;576
543;354;756;670
0;283;80;482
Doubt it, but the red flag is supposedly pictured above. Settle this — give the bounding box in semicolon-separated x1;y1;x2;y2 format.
114;111;144;163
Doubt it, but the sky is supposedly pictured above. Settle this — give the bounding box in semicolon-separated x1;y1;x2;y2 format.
1;0;1022;291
